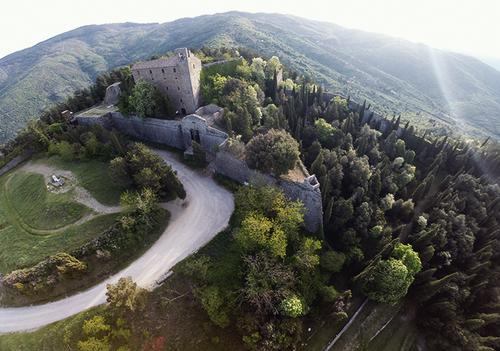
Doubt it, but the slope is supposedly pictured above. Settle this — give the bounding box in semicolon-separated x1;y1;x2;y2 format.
1;12;500;142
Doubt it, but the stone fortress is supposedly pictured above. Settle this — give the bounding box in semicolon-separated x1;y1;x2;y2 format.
74;48;323;232
131;48;202;115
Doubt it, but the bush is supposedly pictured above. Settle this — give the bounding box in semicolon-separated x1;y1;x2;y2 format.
320;250;346;273
3;253;87;295
246;129;300;176
198;286;230;328
280;295;305;317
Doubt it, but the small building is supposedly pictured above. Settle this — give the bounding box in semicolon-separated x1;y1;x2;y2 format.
131;48;202;115
51;174;64;187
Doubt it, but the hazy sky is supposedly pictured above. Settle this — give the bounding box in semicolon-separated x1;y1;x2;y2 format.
1;0;499;60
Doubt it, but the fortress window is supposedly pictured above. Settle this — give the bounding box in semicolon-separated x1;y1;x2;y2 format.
173;68;176;73
162;68;165;74
193;64;195;69
177;86;180;90
149;70;152;74
180;98;183;102
166;86;169;90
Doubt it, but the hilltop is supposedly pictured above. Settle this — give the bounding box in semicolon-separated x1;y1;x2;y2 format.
1;12;500;143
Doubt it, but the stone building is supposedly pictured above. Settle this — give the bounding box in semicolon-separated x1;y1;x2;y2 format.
131;48;202;115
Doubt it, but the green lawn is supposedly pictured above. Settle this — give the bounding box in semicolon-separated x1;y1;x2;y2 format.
43;156;124;206
0;158;123;274
4;172;90;231
0;211;118;273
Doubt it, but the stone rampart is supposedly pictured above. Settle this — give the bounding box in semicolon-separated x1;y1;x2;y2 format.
214;150;323;233
109;113;185;149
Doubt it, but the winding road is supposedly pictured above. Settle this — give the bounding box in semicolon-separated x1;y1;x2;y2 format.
0;149;234;333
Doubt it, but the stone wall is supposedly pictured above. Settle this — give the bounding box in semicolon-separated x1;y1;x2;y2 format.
109;113;185;149
75;112;228;155
214;149;323;233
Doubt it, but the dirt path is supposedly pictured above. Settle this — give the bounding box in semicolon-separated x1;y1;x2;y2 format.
0;149;234;333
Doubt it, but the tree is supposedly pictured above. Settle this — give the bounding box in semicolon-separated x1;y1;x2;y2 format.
106;277;148;315
281;295;305;318
128;80;155;118
293;237;322;271
314;118;335;146
235;213;287;258
198;286;230;328
78;337;111;351
109;143;185;200
242;252;295;316
82;316;111;337
126;80;173;118
320;250;346;273
246;129;300;175
262;104;285;129
356;243;421;304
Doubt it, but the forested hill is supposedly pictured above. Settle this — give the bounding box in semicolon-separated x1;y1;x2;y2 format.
2;11;500;143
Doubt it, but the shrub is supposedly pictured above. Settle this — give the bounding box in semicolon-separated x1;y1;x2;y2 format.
280;295;305;317
320;250;346;273
246;129;300;176
199;286;230;328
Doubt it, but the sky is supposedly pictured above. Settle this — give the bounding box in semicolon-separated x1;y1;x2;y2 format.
1;0;499;60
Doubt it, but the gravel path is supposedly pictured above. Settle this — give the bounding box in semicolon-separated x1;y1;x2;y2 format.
0;149;234;333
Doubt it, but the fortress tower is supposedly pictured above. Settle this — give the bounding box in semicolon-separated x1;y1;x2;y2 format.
131;48;201;115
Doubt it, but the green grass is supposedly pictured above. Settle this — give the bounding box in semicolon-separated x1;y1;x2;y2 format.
43;156;124;205
4;172;90;230
0;158;123;273
0;212;118;273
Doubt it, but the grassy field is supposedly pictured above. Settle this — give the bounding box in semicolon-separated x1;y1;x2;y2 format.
0;158;122;273
0;210;118;274
4;172;90;231
43;156;124;206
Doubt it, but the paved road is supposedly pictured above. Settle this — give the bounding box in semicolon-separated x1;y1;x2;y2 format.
0;149;234;333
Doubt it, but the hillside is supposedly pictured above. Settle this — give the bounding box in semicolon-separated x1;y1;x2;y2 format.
1;12;500;142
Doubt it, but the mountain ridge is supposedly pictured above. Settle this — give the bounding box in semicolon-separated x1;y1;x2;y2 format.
1;11;500;142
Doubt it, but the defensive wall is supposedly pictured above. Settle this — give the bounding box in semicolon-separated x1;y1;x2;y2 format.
214;147;323;233
74;108;323;233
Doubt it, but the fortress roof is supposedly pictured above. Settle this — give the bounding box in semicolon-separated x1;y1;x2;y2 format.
132;55;180;70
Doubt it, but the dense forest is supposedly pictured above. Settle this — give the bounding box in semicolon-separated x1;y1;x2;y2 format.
0;47;499;351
